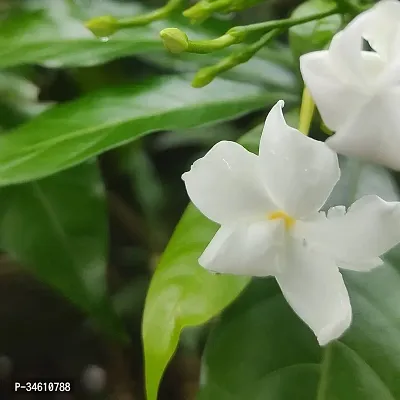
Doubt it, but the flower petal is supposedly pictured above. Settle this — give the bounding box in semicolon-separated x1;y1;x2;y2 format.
299;195;400;263
326;90;400;170
258;101;340;217
362;0;400;62
327;14;369;85
199;219;284;277
275;239;351;345
300;51;371;131
339;257;383;272
300;8;387;134
183;141;273;225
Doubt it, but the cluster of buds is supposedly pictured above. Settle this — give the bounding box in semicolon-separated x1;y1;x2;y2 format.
85;0;361;87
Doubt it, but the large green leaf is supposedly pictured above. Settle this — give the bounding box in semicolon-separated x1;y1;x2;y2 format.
0;161;127;341
0;76;296;186
143;205;250;400
0;0;296;91
198;159;400;399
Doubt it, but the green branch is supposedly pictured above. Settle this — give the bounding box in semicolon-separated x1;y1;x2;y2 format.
161;6;340;55
192;29;281;88
183;0;232;22
228;6;340;37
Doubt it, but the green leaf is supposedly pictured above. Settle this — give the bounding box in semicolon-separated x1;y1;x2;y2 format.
198;160;400;399
0;161;127;342
289;0;341;59
0;76;296;186
143;205;249;400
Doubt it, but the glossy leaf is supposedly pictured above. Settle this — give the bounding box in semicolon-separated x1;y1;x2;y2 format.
0;76;296;186
198;159;400;399
289;0;341;59
143;205;249;400
0;161;127;341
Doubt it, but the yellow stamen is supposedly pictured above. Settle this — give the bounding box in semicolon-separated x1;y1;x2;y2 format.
268;210;296;230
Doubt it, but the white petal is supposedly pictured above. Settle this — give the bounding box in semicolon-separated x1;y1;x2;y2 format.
326;90;400;170
328;14;369;85
258;101;340;217
182;141;273;225
299;195;400;264
300;51;372;131
300;10;388;135
199;219;284;277
327;205;346;219
275;239;351;345
362;0;400;62
339;257;383;272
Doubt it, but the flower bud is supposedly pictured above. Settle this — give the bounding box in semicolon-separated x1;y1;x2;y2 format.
192;69;215;88
85;16;119;38
160;28;189;54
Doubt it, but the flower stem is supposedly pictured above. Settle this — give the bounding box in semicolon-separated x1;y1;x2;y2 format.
228;7;340;37
183;0;232;22
161;6;340;56
298;87;315;136
192;29;281;88
118;0;184;28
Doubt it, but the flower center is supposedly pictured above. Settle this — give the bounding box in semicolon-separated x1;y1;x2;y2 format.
268;210;296;230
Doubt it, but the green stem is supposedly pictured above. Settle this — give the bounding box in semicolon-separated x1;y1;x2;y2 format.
192;29;281;88
118;0;184;28
183;0;232;21
162;6;340;56
229;7;340;37
187;34;241;54
320;121;333;136
298;87;315;136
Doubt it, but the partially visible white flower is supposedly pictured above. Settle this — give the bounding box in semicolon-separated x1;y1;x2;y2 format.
300;0;400;170
182;100;400;345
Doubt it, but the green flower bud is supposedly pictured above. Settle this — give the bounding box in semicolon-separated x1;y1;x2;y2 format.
192;69;215;88
160;28;189;54
85;16;119;39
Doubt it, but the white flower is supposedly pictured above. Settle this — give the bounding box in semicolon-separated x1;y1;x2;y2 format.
182;100;400;345
300;0;400;170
